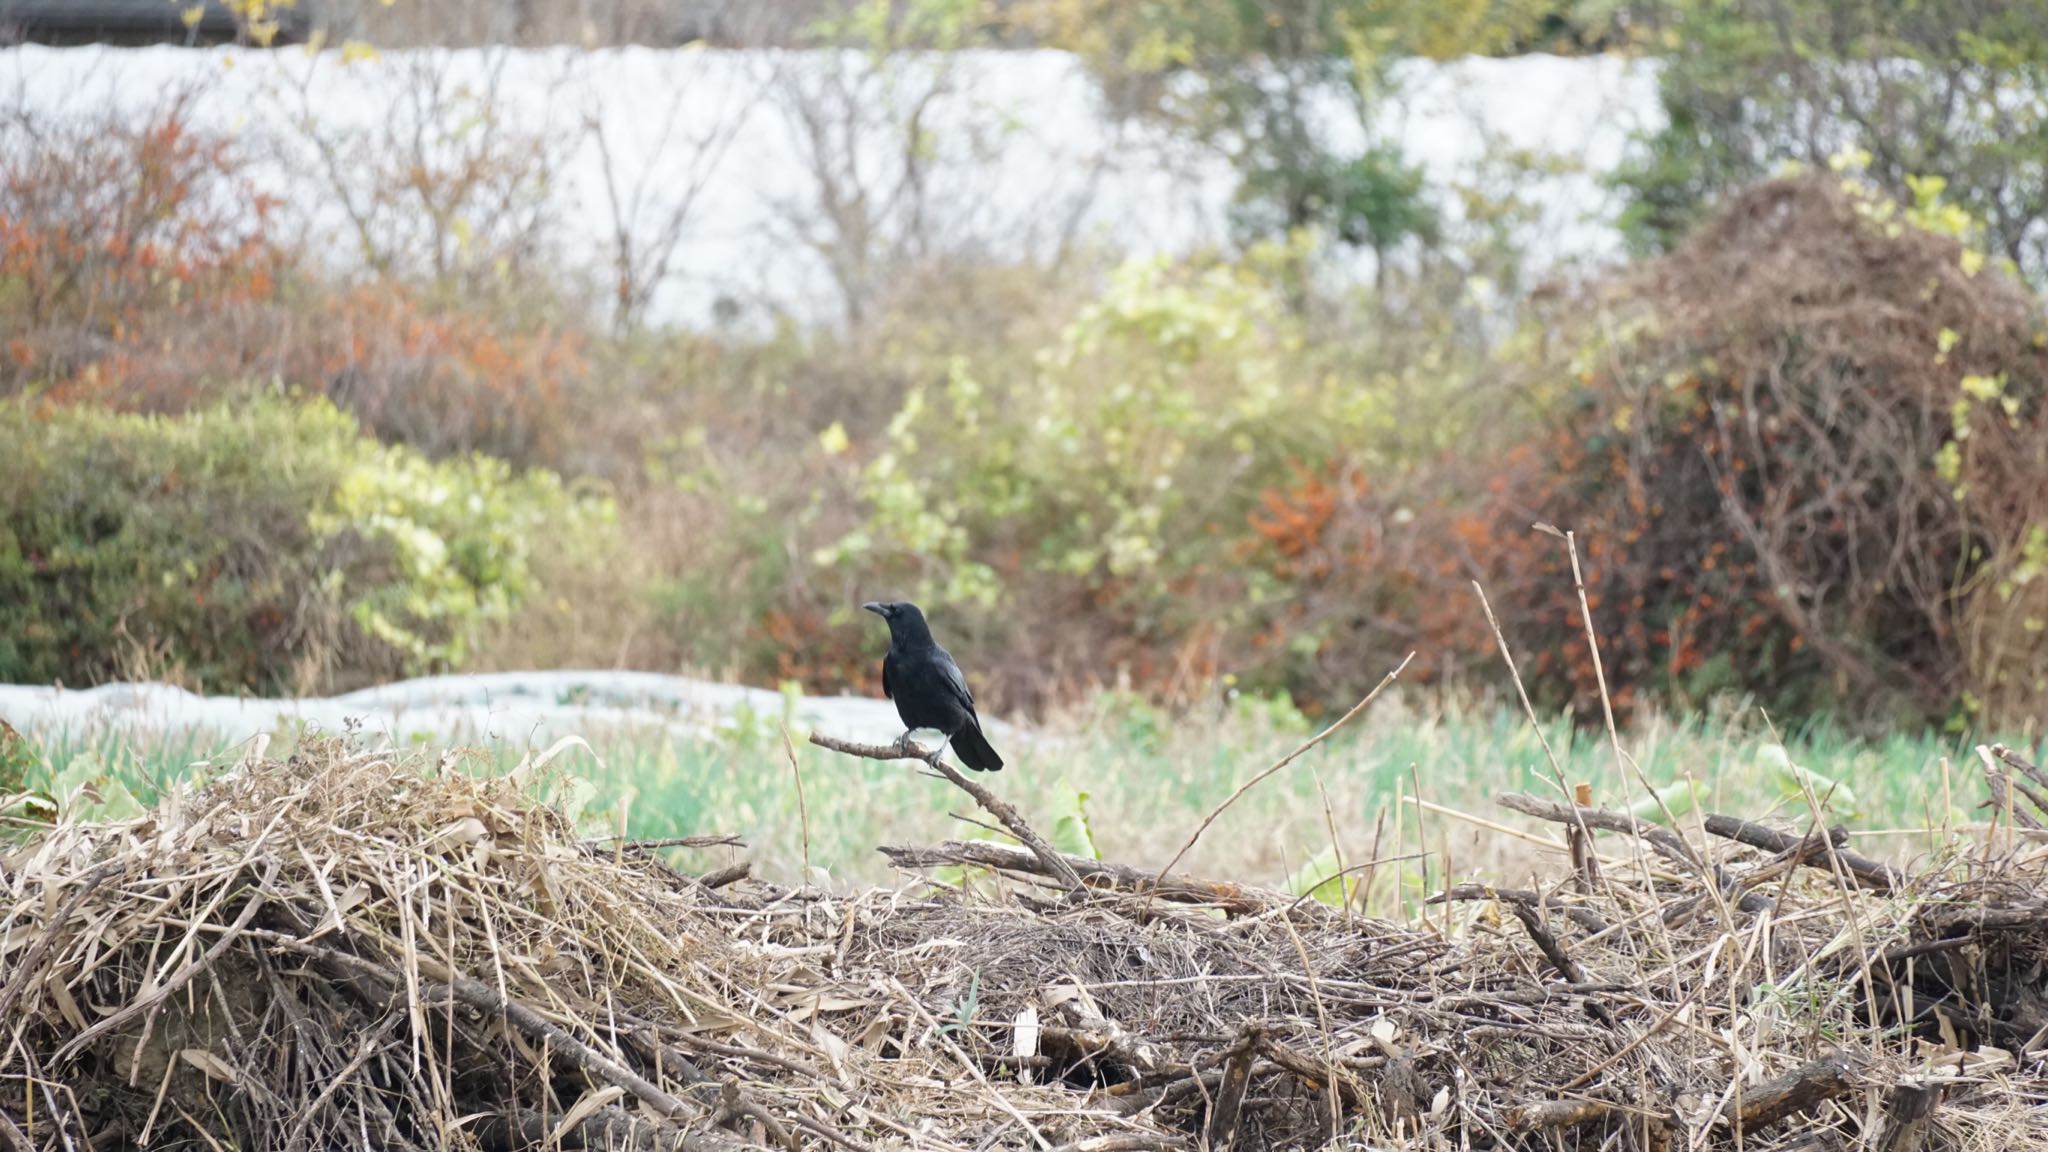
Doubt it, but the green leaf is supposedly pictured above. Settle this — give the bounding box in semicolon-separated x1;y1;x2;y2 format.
1761;744;1861;819
1047;777;1100;861
52;753;108;809
930;862;987;889
85;778;144;823
1627;778;1704;825
0;789;58;827
0;721;39;795
1282;845;1350;906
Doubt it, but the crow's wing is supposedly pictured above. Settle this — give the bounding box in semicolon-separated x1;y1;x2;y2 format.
932;646;978;716
881;648;896;700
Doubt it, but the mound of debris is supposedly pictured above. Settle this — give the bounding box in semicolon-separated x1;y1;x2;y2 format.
3;738;2047;1150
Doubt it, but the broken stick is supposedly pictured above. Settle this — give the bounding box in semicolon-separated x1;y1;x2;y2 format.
1701;812;1904;892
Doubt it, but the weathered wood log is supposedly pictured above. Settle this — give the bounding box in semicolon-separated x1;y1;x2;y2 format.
1206;1030;1259;1150
698;862;751;889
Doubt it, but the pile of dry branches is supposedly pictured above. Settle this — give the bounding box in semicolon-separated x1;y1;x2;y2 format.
3;735;2048;1151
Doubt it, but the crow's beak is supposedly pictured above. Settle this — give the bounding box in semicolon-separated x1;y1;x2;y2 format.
861;602;885;617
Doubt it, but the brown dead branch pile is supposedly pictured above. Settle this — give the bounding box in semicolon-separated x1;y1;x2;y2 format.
4;739;2048;1150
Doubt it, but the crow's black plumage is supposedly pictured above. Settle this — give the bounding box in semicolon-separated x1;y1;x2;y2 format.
863;601;1003;771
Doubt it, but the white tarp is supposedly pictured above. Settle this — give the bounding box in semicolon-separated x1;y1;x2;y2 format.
0;671;930;749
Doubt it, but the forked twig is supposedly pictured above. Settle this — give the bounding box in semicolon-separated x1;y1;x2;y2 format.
1497;793;1702;879
810;732;1086;894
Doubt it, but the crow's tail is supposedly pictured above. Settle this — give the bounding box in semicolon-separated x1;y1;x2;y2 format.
950;720;1003;771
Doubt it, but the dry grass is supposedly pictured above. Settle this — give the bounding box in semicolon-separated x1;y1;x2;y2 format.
3;736;2048;1151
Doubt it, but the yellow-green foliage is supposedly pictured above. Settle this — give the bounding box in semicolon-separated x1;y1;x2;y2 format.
0;396;613;693
818;252;1394;627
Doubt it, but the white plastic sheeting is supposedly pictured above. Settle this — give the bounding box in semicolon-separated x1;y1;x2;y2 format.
0;671;927;749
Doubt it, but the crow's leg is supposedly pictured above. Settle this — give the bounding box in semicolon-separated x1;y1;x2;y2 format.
894;729;915;757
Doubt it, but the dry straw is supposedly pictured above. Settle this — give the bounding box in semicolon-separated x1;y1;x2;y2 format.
2;734;2047;1151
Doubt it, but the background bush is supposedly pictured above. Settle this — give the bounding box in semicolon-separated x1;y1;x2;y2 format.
1262;172;2048;731
0;397;613;694
0;93;586;471
1542;172;2048;730
9;0;2048;741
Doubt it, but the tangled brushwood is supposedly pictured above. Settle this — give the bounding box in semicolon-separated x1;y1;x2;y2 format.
4;739;2048;1150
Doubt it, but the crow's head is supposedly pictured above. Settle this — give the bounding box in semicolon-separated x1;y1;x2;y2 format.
862;600;932;641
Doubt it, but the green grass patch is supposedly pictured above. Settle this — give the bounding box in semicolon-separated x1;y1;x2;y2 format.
8;693;2028;918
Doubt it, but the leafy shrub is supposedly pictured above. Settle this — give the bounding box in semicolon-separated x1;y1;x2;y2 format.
0;90;287;408
299;285;587;467
0;89;589;470
1528;172;2048;728
0;396;613;694
810;248;1434;710
1272;173;2048;730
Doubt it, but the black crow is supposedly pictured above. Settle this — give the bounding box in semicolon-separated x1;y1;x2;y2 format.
862;600;1003;771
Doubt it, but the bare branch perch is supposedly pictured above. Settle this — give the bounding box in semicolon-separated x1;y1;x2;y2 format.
810;731;1087;895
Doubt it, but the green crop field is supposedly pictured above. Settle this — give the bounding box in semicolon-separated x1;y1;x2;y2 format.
12;691;2023;918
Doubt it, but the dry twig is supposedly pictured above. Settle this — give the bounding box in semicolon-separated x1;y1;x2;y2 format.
810;731;1086;894
878;841;1295;916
